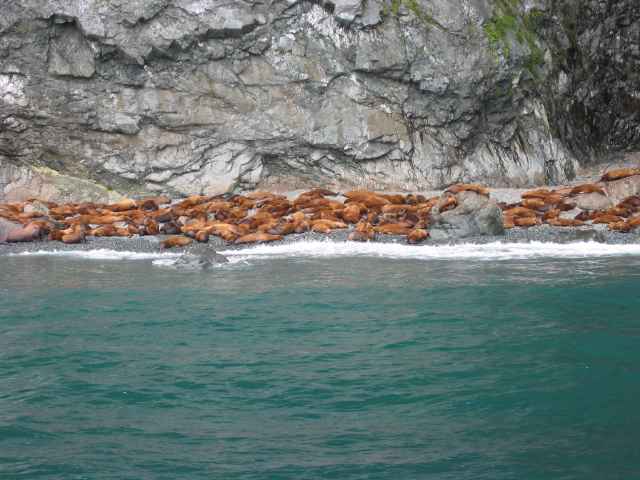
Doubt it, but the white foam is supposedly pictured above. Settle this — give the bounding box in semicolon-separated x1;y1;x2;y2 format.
220;240;640;261
10;249;183;261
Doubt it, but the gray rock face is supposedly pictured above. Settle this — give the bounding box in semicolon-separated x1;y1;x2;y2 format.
0;0;637;202
429;191;504;240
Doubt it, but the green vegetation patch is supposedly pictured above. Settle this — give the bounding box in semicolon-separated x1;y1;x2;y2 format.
383;0;445;31
483;0;545;76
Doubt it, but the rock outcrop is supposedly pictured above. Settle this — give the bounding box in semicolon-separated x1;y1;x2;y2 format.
0;0;638;202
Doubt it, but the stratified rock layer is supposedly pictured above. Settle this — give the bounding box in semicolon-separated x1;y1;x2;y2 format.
0;0;638;202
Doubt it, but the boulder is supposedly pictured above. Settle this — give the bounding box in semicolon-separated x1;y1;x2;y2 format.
0;218;22;243
429;191;504;240
573;192;612;211
602;175;640;204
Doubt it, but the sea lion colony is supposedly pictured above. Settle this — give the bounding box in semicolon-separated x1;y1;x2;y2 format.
1;168;640;247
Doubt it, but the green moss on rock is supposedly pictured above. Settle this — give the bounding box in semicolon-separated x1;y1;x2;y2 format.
483;0;545;77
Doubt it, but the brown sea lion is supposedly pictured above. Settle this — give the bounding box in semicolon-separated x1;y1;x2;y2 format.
522;198;546;211
504;207;538;219
592;214;624;225
161;236;193;249
407;228;429;244
546;218;584;227
195;230;210;243
343;191;390;208
235;232;282;244
513;217;540;227
108;199;138;212
379;194;406;205
341;203;363;224
6;222;42;243
374;224;412;235
348;221;376;242
521;188;553;200
569;184;606;196
438;196;457;213
62;225;86;244
600;168;640;182
445;184;490;197
406;194;427;205
543;209;561;221
609;221;632;232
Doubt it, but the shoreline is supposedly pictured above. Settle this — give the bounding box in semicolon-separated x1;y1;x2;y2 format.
2;224;640;259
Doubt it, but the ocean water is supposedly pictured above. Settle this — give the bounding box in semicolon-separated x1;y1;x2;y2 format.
2;241;640;479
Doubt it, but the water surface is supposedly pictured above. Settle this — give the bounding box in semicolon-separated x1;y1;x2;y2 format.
1;242;640;479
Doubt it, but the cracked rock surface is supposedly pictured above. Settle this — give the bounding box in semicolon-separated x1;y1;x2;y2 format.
0;0;638;202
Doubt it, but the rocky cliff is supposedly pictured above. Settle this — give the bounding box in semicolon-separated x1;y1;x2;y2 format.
0;0;638;201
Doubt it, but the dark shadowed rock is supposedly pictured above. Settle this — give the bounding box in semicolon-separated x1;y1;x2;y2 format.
429;191;504;240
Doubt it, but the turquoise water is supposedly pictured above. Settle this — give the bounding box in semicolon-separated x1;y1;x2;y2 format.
2;244;640;479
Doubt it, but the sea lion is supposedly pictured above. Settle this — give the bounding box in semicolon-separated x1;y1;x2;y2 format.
600;168;640;182
108;199;138;212
161;236;193;249
374;224;412;235
5;222;42;242
546;218;584;227
406;194;427;205
569;184;606;196
543;209;561;221
503;207;538;219
438;196;457;213
609;221;632;232
380;194;406;204
521;188;552;200
343;191;390;208
235;232;282;244
407;228;429;244
347;221;375;242
195;230;210;243
592;214;624;225
341;203;363;224
445;183;490;197
522;198;546;211
62;225;86;244
513;217;540;227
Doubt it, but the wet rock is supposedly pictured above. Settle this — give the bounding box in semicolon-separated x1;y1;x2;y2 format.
603;176;640;204
0;218;22;243
429;191;504;240
573;192;612;211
